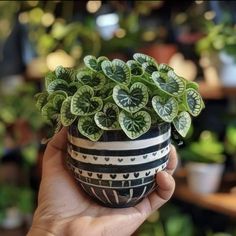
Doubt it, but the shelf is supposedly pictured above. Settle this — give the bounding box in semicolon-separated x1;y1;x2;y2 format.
174;170;236;217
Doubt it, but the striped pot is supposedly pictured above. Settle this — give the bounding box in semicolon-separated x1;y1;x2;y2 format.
67;123;171;208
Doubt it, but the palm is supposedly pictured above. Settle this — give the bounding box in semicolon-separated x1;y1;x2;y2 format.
31;129;177;236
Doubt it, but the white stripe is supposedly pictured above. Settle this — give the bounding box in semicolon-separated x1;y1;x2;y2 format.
136;186;147;202
102;189;112;204
75;177;154;189
68;144;170;165
113;190;119;204
73;160;169;181
91;187;105;204
127;189;133;203
67;129;170;150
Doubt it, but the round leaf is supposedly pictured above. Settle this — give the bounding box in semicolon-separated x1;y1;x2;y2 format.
152;96;178;122
77;71;106;90
113;82;148;113
152;70;186;96
119;110;151;139
94;103;120;130
71;85;103;116
133;53;155;65
55;66;75;82
184;88;203;116
84;55;108;72
78;116;103;141
101;59;131;85
127;60;144;76
60;97;77;126
47;79;69;94
35;92;48;110
142;61;158;75
173;111;191;137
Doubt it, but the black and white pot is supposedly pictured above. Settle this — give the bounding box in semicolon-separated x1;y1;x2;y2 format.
66;123;171;208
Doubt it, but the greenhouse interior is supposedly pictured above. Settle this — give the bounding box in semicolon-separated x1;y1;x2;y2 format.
0;1;236;236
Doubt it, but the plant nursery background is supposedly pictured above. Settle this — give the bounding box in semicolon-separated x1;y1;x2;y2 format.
0;1;236;235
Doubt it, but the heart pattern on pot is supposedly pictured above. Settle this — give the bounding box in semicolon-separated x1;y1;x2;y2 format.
84;55;108;72
71;85;103;116
77;70;106;91
60;97;77;126
101;59;130;85
119;110;151;139
113;82;148;113
152;70;185;96
173;111;191;137
152;96;178;122
94;103;120;130
184;88;203;117
78;116;103;141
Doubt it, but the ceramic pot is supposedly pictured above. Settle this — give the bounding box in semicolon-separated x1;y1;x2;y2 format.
186;162;224;194
66;123;171;208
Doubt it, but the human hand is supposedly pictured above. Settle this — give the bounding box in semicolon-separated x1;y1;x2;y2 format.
27;128;178;236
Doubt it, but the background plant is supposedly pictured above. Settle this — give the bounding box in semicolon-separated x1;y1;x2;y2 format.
36;53;205;141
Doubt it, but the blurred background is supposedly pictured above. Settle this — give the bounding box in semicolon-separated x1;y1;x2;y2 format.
0;1;236;235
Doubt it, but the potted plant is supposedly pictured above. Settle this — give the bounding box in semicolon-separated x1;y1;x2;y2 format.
225;124;236;170
35;52;204;207
180;131;225;194
197;22;236;87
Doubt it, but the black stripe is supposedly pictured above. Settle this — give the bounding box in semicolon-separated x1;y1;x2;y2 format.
69;123;170;141
67;154;168;173
74;174;154;187
69;139;170;156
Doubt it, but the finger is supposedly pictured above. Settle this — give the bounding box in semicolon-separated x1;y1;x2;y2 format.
165;145;178;175
147;171;175;212
42;128;68;175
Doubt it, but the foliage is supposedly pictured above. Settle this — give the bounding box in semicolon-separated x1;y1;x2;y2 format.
180;130;225;164
225;125;236;156
196;22;236;60
0;184;34;222
35;53;204;141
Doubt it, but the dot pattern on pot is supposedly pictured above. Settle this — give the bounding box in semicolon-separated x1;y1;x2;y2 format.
67;123;171;208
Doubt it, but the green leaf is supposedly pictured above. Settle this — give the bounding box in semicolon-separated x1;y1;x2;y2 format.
71;85;103;116
55;66;75;82
84;55;108;72
184;88;203;116
77;71;106;90
142;61;158;75
35;92;48;110
152;70;186;96
152;96;178;122
186;80;199;90
113;82;148;113
173;111;191;137
101;59;131;85
53;94;66;111
127;60;144;76
78;116;103;141
94;103;120;130
45;72;56;89
119;110;151;139
133;53;155;65
47;79;69;94
158;63;173;72
95;82;115;99
60;97;77;126
41;102;58;122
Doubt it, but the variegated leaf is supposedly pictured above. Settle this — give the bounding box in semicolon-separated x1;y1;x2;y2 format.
126;60;144;76
35;92;48;110
95;83;115;99
84;55;108;72
94;103;120;130
41;102;58;123
60;97;77;126
78;116;103;141
101;59;130;85
152;70;186;96
133;53;155;65
55;66;75;82
184;88;203;116
152;96;178;122
71;85;103;116
119;110;151;139
142;61;158;75
47;80;69;94
113;82;148;113
173;111;191;137
45;72;56;90
77;71;106;90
